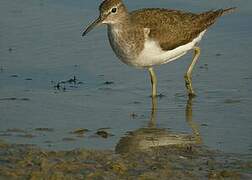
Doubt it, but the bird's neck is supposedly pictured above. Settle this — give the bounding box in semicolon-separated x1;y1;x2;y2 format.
109;16;132;30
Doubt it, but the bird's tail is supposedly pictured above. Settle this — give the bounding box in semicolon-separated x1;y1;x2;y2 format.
221;7;237;16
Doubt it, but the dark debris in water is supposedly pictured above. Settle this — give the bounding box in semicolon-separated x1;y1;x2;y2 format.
130;112;138;119
0;97;30;102
157;93;165;99
199;63;209;70
25;78;32;81
52;75;83;91
96;131;109;138
70;128;89;136
35;128;54;132
224;99;242;104
103;81;114;85
0;66;4;73
132;101;141;104
96;128;114;139
129;113;145;120
149;93;165;99
10;74;18;78
97;127;111;131
243;77;252;80
0;141;250;179
8;47;13;53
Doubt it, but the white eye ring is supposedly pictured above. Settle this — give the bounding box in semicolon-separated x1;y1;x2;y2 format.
111;7;117;13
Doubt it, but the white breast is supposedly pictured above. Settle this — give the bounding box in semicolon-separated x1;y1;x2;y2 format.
135;30;206;67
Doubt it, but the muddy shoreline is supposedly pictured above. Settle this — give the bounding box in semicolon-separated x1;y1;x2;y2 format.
0;140;251;179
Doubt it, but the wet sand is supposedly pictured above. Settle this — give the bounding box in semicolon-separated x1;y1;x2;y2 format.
0;140;251;179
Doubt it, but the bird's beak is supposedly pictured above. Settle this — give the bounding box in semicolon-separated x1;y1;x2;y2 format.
82;16;104;37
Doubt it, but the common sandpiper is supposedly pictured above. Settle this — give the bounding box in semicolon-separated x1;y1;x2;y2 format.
82;0;235;97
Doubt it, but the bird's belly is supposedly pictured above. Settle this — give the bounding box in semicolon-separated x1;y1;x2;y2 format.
135;30;206;68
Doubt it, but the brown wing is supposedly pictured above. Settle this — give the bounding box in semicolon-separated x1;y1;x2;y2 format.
130;8;227;50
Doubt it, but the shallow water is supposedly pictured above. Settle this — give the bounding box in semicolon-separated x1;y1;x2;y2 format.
0;0;251;154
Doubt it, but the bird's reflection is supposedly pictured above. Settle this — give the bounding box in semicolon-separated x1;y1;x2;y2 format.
115;97;202;154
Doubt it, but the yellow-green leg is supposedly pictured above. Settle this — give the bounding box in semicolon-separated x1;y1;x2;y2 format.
184;47;201;97
148;67;157;97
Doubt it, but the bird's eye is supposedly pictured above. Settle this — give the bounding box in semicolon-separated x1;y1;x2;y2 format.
111;8;117;13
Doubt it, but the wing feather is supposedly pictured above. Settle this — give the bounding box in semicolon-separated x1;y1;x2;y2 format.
130;8;225;50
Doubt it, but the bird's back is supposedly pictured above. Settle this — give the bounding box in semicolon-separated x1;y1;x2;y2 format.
130;8;234;50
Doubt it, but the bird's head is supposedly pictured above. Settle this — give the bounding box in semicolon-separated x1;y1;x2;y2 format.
82;0;128;37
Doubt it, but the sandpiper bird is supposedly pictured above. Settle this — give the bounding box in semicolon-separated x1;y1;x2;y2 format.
82;0;235;97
